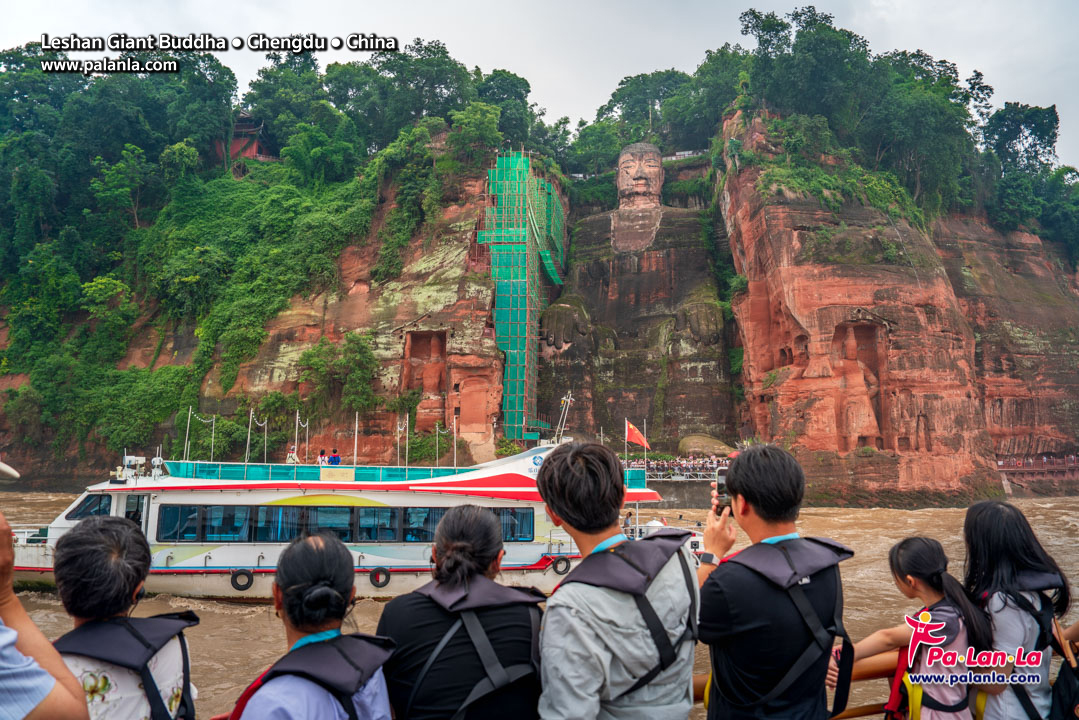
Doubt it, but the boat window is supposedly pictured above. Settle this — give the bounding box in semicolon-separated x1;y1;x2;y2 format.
402;507;446;543
157;505;200;542
308;507;353;542
65;494;113;521
492;508;533;542
203;505;252;543
357;508;398;542
253;506;305;543
124;495;147;527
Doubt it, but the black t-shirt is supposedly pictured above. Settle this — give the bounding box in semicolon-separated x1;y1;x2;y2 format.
699;557;840;720
376;590;541;720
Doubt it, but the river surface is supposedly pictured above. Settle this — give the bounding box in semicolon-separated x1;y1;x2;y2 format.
4;492;1077;717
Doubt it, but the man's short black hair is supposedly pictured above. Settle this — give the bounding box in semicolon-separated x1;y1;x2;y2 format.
54;515;150;620
536;442;625;533
725;444;804;523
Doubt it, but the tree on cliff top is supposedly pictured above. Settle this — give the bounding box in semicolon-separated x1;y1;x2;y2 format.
448;101;502;167
244;52;326;153
985;102;1059;174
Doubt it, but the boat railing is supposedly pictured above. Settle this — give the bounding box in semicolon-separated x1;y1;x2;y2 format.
691;651;898;715
10;524;49;545
164;460;473;483
164;459;651;488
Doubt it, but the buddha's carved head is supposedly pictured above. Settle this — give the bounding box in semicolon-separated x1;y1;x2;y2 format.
616;142;663;209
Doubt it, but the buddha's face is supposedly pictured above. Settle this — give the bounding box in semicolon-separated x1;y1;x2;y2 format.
616;146;663;209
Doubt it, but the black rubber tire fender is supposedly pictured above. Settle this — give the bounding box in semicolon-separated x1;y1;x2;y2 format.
230;568;255;592
369;567;391;588
552;557;571;575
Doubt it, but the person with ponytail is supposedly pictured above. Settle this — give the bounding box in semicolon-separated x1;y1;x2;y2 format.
376;504;545;720
827;537;992;719
223;532;394;720
964;500;1070;720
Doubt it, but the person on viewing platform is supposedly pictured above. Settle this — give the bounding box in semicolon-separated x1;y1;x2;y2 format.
826;537;992;719
963;500;1070;720
223;532;393;720
697;444;854;719
52;516;198;720
0;511;89;720
329;449;342;466
285;445;299;464
318;449;328;466
377;504;545;719
536;442;698;720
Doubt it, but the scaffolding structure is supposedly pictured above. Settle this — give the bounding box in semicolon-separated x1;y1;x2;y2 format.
477;152;567;440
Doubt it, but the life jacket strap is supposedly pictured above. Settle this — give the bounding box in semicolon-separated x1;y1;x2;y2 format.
137;633;195;720
1008;591;1054;720
709;561;853;717
404;617;463;718
618;548;698;698
404;605;542;720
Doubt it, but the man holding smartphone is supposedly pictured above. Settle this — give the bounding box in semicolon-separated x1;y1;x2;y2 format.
695;444;854;719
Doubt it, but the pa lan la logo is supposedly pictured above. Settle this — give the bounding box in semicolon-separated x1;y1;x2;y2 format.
906;610;1043;668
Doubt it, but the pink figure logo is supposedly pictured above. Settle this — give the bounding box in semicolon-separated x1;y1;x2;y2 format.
905;610;947;666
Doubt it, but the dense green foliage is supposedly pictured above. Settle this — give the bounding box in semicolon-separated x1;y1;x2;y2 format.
565;6;1077;261
1;9;1076;459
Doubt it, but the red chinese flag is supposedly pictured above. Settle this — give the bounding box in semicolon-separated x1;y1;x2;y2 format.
625;419;651;449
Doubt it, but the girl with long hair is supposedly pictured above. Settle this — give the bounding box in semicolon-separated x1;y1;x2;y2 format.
964;500;1070;720
828;536;992;719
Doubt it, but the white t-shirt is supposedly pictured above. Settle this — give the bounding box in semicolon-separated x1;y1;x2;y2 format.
981;591;1053;720
63;636;197;720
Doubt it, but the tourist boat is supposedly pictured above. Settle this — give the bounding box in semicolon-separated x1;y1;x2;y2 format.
11;445;700;599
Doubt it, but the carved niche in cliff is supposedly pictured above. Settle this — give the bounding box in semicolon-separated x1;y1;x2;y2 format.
401;330;447;432
831;323;885;452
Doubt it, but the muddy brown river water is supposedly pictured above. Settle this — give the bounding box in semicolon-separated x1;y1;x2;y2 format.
4;492;1077;717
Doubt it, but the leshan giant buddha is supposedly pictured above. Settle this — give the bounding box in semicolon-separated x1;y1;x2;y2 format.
539;143;735;449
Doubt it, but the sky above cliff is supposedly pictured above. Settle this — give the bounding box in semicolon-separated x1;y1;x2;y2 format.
6;0;1078;167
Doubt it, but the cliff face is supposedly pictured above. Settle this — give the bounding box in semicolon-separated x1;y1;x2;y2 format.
208;177;503;463
934;216;1079;455
538;205;735;449
721;113;1001;500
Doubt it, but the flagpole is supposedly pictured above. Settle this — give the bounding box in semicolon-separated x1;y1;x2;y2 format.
644;417;648;471
624;418;628;468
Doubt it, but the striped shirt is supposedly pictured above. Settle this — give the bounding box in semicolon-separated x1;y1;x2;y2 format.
0;617;55;720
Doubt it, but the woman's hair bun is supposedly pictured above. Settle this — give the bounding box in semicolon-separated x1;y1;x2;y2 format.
275;532;355;630
302;582;342;611
433;506;503;586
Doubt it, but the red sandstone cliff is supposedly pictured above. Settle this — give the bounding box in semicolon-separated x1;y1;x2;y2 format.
721;113;1002;501
934;216;1079;456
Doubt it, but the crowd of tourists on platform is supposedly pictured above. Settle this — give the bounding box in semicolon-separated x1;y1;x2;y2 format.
2;442;1078;719
625;455;731;476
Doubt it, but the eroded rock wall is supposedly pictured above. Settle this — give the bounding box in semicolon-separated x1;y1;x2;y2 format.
934;216;1079;456
539;206;735;448
722;113;1000;500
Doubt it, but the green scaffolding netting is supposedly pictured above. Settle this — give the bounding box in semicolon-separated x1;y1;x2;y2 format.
477;153;567;439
